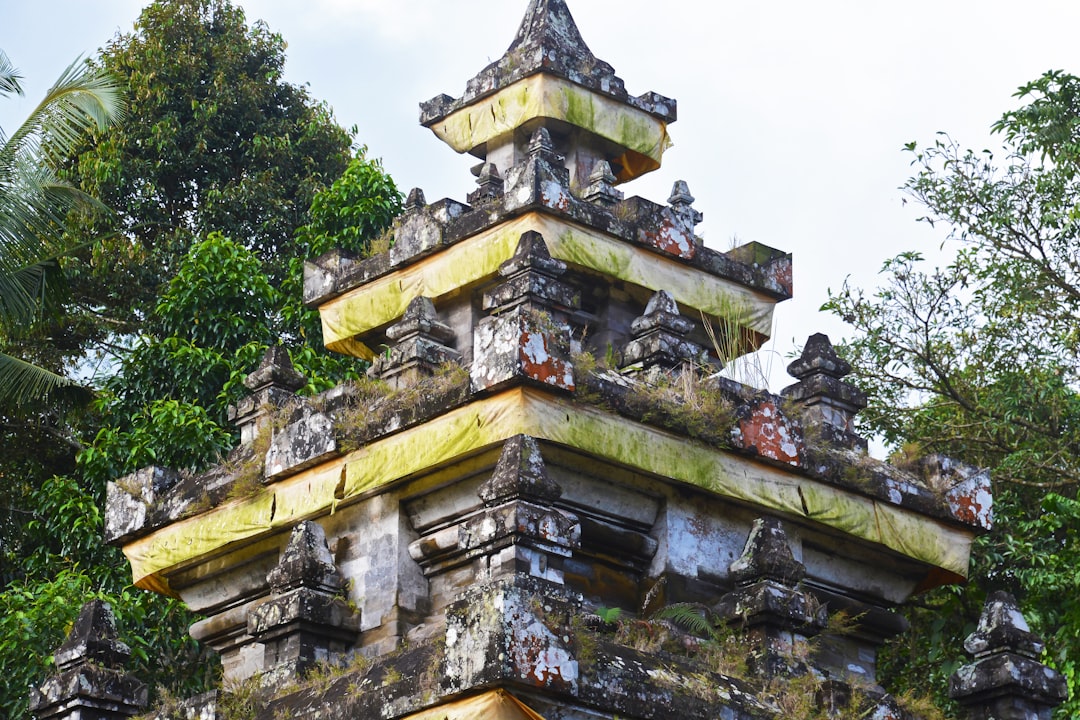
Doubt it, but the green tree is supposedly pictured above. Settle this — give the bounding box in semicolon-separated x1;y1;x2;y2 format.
0;55;124;683
0;148;400;718
825;70;1080;717
62;0;352;355
285;146;402;342
0;4;401;712
294;146;403;261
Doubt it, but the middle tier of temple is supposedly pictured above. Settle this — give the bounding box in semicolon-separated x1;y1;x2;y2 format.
304;130;791;366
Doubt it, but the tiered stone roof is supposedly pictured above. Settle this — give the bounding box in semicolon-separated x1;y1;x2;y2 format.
38;2;1061;720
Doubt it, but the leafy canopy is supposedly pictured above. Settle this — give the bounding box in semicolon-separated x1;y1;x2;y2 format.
0;2;402;714
63;0;353;342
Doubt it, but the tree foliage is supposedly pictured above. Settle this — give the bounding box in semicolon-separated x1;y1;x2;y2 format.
826;70;1080;717
0;180;399;715
0;4;402;715
63;0;353;345
294;147;402;260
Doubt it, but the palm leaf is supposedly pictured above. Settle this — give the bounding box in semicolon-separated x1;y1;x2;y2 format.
5;56;125;166
0;52;124;408
0;50;23;98
0;351;92;411
0;161;96;328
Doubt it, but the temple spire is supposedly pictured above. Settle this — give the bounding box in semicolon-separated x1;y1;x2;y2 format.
509;0;594;59
421;0;676;187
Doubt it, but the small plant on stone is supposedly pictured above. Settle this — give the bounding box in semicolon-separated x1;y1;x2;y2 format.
219;675;268;720
893;688;948;720
368;228;394;256
382;667;403;686
628;363;738;446
333;362;470;452
595;606;623;624
701;300;778;391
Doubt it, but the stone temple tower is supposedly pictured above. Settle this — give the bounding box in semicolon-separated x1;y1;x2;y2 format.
39;1;1064;719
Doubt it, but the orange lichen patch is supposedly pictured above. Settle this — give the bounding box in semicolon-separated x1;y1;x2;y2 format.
733;399;804;466
510;623;578;691
945;472;993;529
539;179;573;213
768;257;793;296
519;320;574;391
639;216;696;260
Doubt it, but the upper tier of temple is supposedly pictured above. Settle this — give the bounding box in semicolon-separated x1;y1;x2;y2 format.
421;0;677;187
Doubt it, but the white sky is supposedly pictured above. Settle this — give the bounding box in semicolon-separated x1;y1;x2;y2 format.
4;0;1080;391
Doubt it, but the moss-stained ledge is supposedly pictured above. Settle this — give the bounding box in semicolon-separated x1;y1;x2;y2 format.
141;576;939;720
317;212;779;359
118;381;977;595
304;193;792;311
425;75;671;183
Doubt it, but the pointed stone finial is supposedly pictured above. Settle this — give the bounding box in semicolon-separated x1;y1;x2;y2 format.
474;231;579;392
498;230;567;279
528;126;562;162
582;160;623;206
54;601;131;672
590;160;618;185
267;520;343;595
31;601;147;720
405;187;427;212
503;127;572;210
782;334;867;441
231;346;307;445
509;0;595;61
715;518;825;679
481;231;579;318
644;290;676;314
950;591;1067;718
729;517;806;586
370;296;461;387
631;290;694;336
410;433;579;586
420;0;675;183
620;290;703;371
668;180;703;229
964;591;1044;660
249;521;359;677
244;345;305;393
479;434;562;506
668;180;696;206
468;162;505;204
385;296;456;345
787;333;852;380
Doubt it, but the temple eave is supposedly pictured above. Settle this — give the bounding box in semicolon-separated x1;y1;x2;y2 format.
121;386;977;598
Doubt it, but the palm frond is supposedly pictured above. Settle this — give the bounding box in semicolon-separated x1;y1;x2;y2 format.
6;56;125;165
0;159;86;256
0;164;97;327
0;261;60;328
0;52;124;410
0;351;92;410
0;50;23;98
